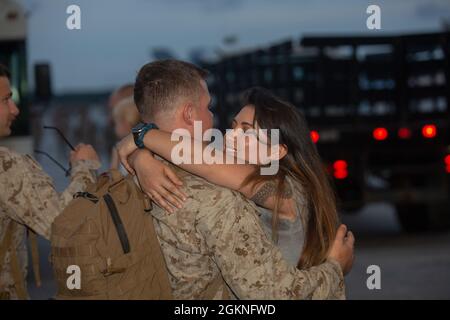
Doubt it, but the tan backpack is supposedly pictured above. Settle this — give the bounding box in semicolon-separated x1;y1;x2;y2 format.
50;169;173;300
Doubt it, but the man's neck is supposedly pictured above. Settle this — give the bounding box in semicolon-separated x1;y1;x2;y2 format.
147;116;192;136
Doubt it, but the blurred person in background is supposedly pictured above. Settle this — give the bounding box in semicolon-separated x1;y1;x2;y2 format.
108;84;134;115
105;84;134;168
0;64;102;299
110;96;141;172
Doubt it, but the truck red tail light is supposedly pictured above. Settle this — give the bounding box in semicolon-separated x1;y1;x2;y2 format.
422;124;437;139
445;155;450;173
333;160;348;179
373;127;388;141
398;127;412;139
310;130;320;143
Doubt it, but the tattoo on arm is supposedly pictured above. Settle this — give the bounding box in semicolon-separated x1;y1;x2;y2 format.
250;180;293;207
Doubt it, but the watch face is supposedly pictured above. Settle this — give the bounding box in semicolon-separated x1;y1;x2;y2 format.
132;122;145;133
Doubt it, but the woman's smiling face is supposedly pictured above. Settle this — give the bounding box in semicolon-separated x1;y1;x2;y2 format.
224;104;280;165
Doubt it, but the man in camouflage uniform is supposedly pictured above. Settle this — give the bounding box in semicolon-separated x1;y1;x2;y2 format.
122;60;354;299
0;64;102;299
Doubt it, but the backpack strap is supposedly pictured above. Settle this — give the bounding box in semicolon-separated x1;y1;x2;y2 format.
0;221;28;299
103;193;130;254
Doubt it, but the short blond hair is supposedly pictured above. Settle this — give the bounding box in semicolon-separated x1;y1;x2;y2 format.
112;96;141;127
134;60;209;121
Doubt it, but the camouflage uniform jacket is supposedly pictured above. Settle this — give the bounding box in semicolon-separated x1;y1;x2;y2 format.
0;146;101;299
151;163;346;300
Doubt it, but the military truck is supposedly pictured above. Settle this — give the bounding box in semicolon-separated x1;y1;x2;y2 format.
204;31;450;232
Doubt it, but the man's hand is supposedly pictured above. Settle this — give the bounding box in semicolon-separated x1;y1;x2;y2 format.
116;133;138;174
327;224;355;276
130;149;187;213
70;143;100;164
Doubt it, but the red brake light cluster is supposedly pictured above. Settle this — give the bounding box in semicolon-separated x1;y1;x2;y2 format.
333;160;348;179
372;124;438;141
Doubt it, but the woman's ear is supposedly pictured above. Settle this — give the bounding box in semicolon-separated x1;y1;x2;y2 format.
269;143;288;161
182;103;194;126
279;144;288;160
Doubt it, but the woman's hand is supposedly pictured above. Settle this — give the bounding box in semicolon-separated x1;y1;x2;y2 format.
116;134;138;174
131;149;188;213
327;224;355;276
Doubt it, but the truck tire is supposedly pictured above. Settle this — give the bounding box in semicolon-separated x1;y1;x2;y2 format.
396;203;450;233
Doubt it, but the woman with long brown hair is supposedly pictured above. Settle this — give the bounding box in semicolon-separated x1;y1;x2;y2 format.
118;87;340;269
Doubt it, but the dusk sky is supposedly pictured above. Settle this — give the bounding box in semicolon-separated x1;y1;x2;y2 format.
17;0;450;94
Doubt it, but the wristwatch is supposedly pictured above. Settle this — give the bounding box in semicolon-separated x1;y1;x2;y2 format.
131;122;159;149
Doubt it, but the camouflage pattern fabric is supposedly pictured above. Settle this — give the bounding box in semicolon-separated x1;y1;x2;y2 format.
0;146;100;299
150;161;346;300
